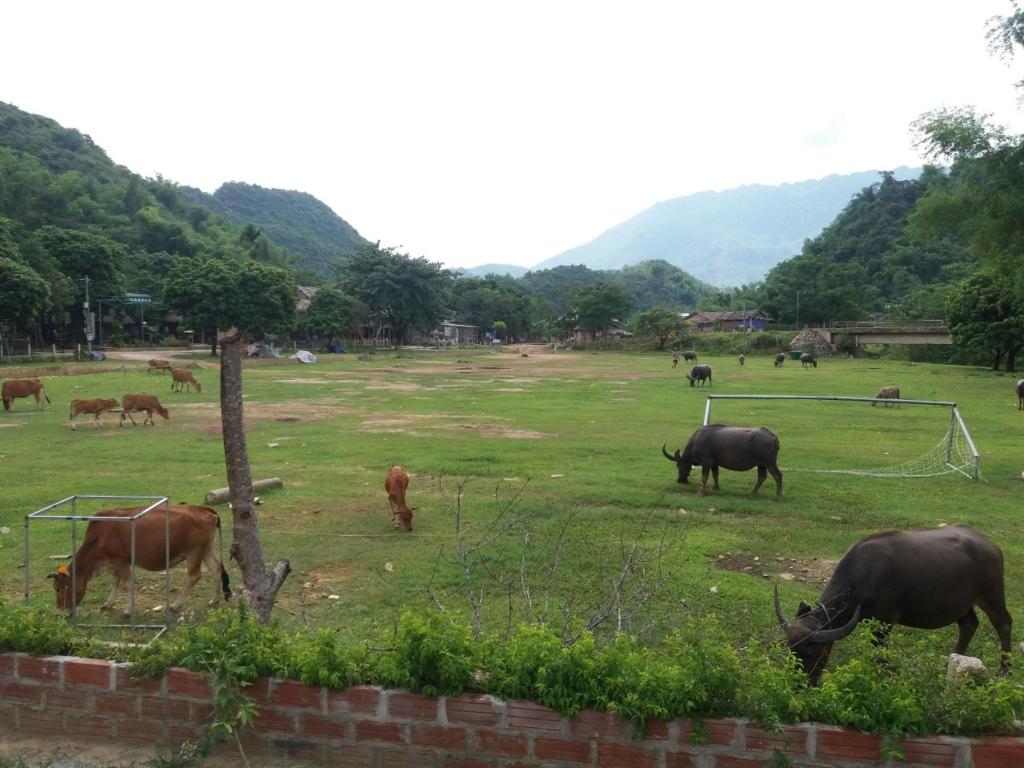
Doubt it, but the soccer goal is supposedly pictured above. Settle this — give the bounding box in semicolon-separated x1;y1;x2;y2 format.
702;394;980;480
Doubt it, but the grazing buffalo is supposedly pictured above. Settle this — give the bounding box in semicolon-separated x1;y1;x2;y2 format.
50;504;230;616
2;379;50;411
800;353;817;368
738;354;745;366
69;398;119;429
682;351;698;363
385;465;415;531
872;386;901;408
662;424;782;497
686;364;712;387
774;353;786;368
1017;379;1024;410
774;525;1012;685
120;394;169;426
170;368;203;393
148;359;172;373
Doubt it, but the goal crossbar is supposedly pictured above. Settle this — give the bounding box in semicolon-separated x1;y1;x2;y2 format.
702;394;980;480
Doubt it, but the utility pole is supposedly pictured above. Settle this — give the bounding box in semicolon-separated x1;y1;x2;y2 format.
81;277;92;353
795;290;800;330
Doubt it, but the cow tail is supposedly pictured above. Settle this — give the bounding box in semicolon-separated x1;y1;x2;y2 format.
44;386;51;404
216;515;232;600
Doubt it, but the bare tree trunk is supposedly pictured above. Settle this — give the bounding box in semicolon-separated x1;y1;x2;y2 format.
219;328;290;623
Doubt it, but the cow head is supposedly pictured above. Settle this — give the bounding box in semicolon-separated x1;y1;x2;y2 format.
662;444;693;484
48;564;84;611
398;506;416;531
687;375;696;387
774;585;860;685
156;405;170;420
194;381;203;393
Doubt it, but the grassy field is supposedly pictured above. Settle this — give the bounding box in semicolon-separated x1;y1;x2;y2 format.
1;347;1022;664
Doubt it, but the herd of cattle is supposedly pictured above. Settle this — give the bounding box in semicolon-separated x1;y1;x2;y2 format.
2;351;1021;684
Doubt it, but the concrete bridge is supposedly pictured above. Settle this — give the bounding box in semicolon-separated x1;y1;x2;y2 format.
820;320;951;346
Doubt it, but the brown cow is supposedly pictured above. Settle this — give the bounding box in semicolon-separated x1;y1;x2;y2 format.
2;379;51;411
148;359;172;373
69;398;119;429
170;368;203;393
120;394;170;426
872;386;901;408
385;465;415;531
49;504;230;616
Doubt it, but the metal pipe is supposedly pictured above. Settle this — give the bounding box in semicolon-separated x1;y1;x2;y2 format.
705;394;957;407
70;514;78;625
703;397;712;426
164;499;171;628
129;518;136;628
23;515;30;605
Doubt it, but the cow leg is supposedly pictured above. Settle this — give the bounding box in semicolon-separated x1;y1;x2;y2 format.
978;597;1013;669
698;467;710;496
204;551;225;605
954;608;980;654
751;466;766;493
171;555;205;610
100;578;122;611
769;465;783;497
94;413;103;428
145;410;154;426
711;464;720;491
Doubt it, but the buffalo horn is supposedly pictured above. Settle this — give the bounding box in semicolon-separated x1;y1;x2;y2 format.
662;444;680;463
772;584;790;626
808;605;862;643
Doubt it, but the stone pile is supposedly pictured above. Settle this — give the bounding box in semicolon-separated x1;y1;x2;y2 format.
790;327;833;357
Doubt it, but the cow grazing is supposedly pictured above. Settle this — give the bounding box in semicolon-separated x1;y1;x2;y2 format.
69;398;119;429
872;386;901;408
738;354;745;366
800;353;817;368
663;424;782;497
774;525;1012;685
686;364;712;387
774;352;786;367
170;368;203;393
120;394;169;426
49;504;230;616
2;379;51;411
384;465;415;531
148;359;172;373
682;351;698;363
1017;379;1024;410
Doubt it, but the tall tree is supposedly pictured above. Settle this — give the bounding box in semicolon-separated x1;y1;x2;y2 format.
630;306;687;349
301;285;364;344
0;257;50;326
573;283;632;331
946;270;1024;371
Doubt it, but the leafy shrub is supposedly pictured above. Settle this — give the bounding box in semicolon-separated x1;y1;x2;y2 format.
0;601;81;656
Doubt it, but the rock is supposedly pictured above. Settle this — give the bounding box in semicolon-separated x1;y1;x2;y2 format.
780;572;795;581
947;653;987;682
789;327;833;357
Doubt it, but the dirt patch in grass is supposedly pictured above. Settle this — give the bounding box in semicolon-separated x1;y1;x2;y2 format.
712;552;836;584
432;423;551;439
0;422;24;428
278;378;336;384
176;400;360;433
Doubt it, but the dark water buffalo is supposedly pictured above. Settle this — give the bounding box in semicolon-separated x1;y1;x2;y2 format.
662;424;782;496
800;352;817;368
774;353;786;367
682;351;698;363
686;364;712;387
774;525;1012;685
1017;379;1024;410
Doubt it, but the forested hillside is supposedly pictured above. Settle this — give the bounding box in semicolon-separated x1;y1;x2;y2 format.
182;182;367;278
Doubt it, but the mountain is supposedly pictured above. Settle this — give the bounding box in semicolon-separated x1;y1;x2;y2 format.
534;168;921;287
181;182;367;277
457;263;528;278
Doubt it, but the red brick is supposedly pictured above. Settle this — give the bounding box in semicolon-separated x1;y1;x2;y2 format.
17;708;63;732
328;685;380;715
254;707;297;734
320;745;376;767
271;736;321;761
273;680;323;710
167;722;205;743
167;668;212;699
64;715;116;739
246;676;272;704
746;724;808;754
141;697;190;721
443;759;500;768
507;700;565;734
355;719;405;744
303;714;349;740
17;655;62;686
190;701;215;723
95;693;140;717
411;725;467;750
678;718;736;747
64;658;112;688
0;681;42;706
116;718;166;744
897;737;961;766
445;693;499;726
714;757;761;768
598;742;657;767
388;691;440;721
115;665;163;694
972;737;1024;768
644;717;670;740
664;753;696;768
817;728;881;762
570;709;633;742
0;653;16;678
534;736;592;763
474;729;527;757
0;704;17;730
380;752;438;768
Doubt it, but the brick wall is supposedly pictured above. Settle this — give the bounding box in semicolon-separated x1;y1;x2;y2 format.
1;652;1021;767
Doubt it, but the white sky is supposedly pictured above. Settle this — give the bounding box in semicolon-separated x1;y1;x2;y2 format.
3;1;1023;269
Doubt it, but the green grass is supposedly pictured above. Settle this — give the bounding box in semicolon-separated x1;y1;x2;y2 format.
2;347;1022;667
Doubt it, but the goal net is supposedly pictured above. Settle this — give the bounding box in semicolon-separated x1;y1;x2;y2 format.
702;394;980;480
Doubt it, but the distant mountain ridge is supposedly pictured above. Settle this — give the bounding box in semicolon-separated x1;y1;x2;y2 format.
535;168;921;286
181;182;368;277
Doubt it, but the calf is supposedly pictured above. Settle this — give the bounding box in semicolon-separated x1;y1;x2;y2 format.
170;368;203;393
384;465;415;531
872;385;901;408
148;359;172;373
682;351;698;363
774;352;786;367
69;398;119;429
1017;379;1024;410
800;353;817;368
2;379;50;411
120;394;169;426
686;364;712;387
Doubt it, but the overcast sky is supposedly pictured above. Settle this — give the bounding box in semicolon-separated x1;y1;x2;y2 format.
4;1;1024;269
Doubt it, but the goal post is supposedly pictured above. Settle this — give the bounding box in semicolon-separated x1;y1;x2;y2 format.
702;394;980;480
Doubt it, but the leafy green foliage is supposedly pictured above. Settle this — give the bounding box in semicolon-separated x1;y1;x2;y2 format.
300;286;364;343
946;270;1024;370
573;283;632;331
0;256;49;324
0;601;80;656
630;306;688;349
